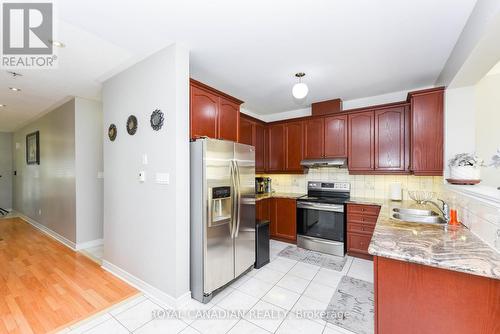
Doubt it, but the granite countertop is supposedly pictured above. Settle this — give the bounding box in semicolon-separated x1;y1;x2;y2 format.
255;192;305;201
367;200;500;280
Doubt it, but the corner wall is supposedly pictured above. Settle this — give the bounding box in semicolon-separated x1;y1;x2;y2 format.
0;132;13;209
13;100;77;242
102;44;190;305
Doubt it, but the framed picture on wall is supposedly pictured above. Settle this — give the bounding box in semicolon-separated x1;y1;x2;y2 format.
26;131;40;165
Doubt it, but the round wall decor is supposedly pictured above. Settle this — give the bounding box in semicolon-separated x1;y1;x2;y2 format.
150;109;164;131
127;115;138;135
108;124;117;141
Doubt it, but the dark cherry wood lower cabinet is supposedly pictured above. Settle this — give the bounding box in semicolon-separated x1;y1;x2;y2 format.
346;203;380;259
270;198;297;243
374;256;500;334
256;198;271;222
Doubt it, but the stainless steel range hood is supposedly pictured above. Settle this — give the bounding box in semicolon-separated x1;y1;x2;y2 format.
300;158;347;168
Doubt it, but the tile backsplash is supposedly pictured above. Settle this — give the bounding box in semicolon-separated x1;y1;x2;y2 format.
260;168;444;200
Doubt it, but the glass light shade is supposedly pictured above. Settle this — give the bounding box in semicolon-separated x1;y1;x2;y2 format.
292;82;309;99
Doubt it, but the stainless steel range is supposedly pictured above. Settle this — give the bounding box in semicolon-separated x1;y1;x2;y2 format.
296;181;350;257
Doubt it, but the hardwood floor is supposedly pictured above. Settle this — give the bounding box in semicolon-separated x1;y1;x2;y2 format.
0;217;138;334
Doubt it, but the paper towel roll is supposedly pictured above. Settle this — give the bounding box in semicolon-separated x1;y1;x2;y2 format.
390;182;402;201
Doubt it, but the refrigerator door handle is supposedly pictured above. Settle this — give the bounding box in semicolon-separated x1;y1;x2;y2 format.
234;160;242;238
229;160;235;238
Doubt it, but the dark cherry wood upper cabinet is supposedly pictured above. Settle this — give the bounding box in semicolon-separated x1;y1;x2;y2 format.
409;88;444;176
285;121;304;171
217;98;239;142
255;123;267;173
324;115;348;158
348;111;375;171
239;116;254;145
374;106;406;171
304;118;325;159
190;85;218;139
190;79;243;141
268;124;286;172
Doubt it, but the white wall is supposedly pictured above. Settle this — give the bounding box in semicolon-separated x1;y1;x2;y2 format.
75;97;104;244
0;132;13;210
444;86;476;177
102;44;190;305
13;100;77;242
475;73;500;187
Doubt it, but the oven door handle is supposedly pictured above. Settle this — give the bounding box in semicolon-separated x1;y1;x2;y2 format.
297;202;344;213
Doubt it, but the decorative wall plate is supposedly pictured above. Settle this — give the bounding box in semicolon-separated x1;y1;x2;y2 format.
127;115;138;135
150;109;164;131
108;124;117;141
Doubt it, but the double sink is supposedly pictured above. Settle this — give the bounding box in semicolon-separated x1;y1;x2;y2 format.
392;207;447;225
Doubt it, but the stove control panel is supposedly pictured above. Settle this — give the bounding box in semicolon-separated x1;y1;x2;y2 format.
307;181;350;192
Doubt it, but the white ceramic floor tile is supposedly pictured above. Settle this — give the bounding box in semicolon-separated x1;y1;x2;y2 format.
276;273;310;294
190;306;239;334
287;262;320;281
265;257;297;273
347;258;374;283
79;318;128;334
262;286;301;311
114;299;164;331
236;277;274;299
311;268;343;289
177;298;214;324
68;313;112;333
133;318;188;334
270;240;292;252
210;286;235;305
290;295;328;325
303;282;337;304
253;267;286;285
276;315;325;334
216;290;259;314
179;326;201;334
229;274;251;289
227;319;270;334
340;256;354;275
109;295;147;316
325;322;357;334
243;300;287;333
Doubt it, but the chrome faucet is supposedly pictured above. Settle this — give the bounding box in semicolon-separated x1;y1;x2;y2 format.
424;199;450;223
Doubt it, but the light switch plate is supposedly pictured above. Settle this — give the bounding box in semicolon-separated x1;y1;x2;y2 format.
142;154;148;165
97;171;104;179
156;173;169;185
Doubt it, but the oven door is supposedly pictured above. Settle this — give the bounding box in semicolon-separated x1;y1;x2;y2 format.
296;202;345;242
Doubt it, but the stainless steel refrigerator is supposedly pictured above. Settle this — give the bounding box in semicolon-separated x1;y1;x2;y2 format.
190;138;256;303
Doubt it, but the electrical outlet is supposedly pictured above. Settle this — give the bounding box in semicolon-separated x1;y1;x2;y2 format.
38;209;42;216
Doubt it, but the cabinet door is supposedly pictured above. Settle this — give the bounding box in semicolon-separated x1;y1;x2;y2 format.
269;199;278;237
274;198;297;241
411;90;444;175
285;121;304;171
324;115;348;158
304;118;325;159
255;123;267;173
218;97;239;142
348;111;375;171
268;124;285;172
256;198;270;221
239;117;254;145
190;85;218;139
374;107;406;171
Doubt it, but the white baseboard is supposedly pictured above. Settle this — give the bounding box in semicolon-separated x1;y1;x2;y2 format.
102;260;191;309
18;213;77;251
76;238;104;250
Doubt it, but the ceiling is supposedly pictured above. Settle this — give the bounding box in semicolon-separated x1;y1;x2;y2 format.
0;0;477;131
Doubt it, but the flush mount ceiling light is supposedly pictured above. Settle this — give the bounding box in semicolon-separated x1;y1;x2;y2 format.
9;87;21;92
292;72;309;99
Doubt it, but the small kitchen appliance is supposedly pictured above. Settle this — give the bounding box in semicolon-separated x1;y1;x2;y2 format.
255;177;271;194
296;181;350;257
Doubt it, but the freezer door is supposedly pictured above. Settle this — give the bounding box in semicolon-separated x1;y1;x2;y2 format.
204;140;235;294
233;143;256;277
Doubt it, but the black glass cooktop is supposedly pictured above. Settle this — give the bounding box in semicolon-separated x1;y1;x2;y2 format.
297;195;350;205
